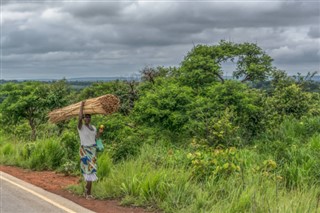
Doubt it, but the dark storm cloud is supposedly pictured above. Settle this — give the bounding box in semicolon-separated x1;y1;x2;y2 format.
1;1;319;79
62;2;127;19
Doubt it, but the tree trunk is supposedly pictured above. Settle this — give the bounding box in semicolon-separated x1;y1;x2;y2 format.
29;118;36;141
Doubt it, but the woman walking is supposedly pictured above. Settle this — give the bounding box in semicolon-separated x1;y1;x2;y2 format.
78;101;103;199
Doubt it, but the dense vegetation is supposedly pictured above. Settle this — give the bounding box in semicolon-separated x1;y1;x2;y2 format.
1;41;319;212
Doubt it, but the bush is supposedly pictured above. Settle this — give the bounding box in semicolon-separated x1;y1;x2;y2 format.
110;135;142;162
266;84;316;123
188;108;240;147
13;122;32;141
60;131;79;161
187;140;241;181
133;79;193;132
28;138;66;170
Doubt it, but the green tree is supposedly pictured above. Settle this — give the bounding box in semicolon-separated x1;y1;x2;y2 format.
0;82;48;140
0;80;70;140
177;40;273;90
45;79;72;110
233;42;273;82
140;66;173;84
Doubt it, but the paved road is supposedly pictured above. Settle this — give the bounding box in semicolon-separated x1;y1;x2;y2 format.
0;172;94;213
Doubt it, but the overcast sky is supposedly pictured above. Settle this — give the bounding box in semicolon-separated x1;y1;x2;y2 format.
1;0;319;80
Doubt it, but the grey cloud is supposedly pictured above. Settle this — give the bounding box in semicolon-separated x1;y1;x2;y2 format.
60;2;320;28
1;1;319;79
308;27;320;38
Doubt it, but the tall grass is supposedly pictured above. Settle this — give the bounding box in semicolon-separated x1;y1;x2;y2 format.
255;117;320;188
0;136;67;170
69;141;320;212
1;116;320;212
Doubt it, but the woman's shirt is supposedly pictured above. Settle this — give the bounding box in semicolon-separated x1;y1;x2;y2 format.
78;125;96;146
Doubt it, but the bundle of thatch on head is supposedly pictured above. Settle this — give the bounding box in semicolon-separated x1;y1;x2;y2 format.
48;94;120;123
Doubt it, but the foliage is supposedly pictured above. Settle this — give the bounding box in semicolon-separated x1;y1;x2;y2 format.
177;40;273;89
187;80;266;140
97;151;113;178
256;117;320;188
253;159;281;182
0;80;71;140
60;131;79;161
69;141;320;213
187;140;241;181
28;138;66;170
20;142;36;160
134;79;193;132
266;84;316;123
188;106;240;147
0;82;47;140
140;66;174;84
109;135;143;162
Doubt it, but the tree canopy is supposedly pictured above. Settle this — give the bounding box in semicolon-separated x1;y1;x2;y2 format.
177;40;274;89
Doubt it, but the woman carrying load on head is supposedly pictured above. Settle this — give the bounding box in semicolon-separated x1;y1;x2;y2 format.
78;101;103;199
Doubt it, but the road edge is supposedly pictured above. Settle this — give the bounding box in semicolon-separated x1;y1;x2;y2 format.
0;171;95;213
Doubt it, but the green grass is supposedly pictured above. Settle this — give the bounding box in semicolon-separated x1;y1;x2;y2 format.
1;117;320;212
67;141;320;212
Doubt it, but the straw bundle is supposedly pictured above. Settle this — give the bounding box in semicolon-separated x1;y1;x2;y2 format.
48;94;120;123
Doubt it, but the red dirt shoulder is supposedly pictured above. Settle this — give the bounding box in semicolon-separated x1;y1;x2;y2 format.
0;165;149;213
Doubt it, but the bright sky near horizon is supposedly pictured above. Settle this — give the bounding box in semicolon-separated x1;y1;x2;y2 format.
1;0;319;80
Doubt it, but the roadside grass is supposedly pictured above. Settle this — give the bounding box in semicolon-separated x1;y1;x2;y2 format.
0;136;67;170
1;116;320;212
69;141;320;212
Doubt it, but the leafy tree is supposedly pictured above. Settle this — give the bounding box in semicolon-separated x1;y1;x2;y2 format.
177;40;274;90
140;66;177;83
233;42;273;83
270;69;295;90
0;82;48;140
0;80;71;140
45;79;72;109
177;44;223;90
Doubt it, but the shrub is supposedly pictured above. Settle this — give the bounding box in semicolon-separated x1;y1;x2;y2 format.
110;135;142;162
187;140;241;181
188;108;240;147
133;79;193;132
60;131;79;161
28;138;66;170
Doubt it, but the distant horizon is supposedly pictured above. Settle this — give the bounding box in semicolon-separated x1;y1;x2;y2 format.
2;74;320;82
0;76;140;81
